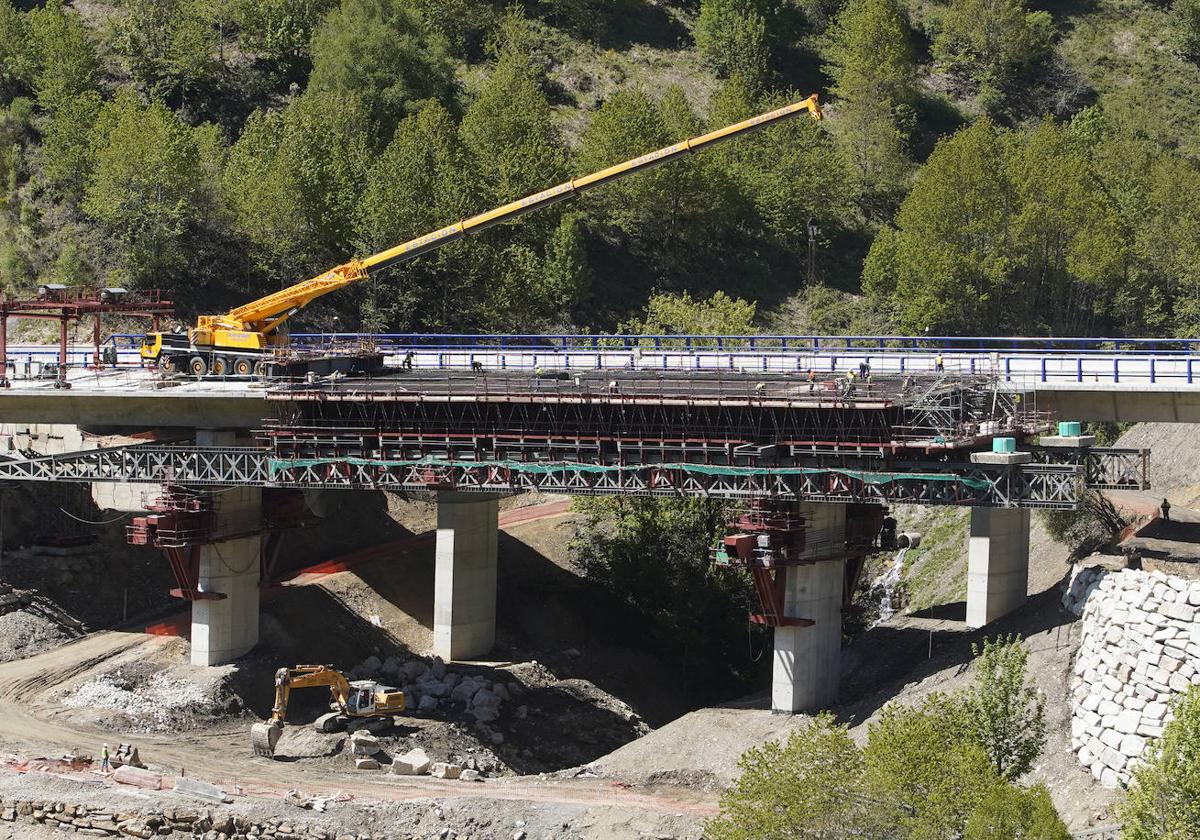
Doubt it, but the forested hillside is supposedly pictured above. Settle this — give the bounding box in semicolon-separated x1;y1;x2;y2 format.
0;0;1198;337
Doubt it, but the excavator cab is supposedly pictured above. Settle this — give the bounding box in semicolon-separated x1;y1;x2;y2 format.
347;682;377;715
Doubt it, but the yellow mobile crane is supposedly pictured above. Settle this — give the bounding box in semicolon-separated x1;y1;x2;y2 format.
141;95;822;378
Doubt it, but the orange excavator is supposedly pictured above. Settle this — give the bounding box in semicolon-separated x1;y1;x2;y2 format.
140;95;822;378
250;665;409;758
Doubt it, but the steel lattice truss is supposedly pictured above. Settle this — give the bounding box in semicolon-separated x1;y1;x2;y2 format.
1030;446;1150;491
0;442;1148;509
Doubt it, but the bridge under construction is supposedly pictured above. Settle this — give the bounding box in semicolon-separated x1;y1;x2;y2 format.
0;359;1148;714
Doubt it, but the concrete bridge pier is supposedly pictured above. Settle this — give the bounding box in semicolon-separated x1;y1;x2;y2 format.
966;507;1031;629
190;483;262;666
433;492;500;661
772;503;846;713
189;430;261;666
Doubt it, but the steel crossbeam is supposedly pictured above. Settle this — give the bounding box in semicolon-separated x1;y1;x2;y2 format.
0;441;1147;509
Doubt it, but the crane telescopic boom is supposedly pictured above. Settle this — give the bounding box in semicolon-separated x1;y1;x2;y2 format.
141;94;822;376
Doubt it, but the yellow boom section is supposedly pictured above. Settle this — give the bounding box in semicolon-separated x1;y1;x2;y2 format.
194;94;822;349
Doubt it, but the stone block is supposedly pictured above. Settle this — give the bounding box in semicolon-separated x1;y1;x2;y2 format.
350;733;380;756
112;766;162;790
1165;602;1197;623
459;769;481;782
1119;733;1146;757
354;758;380;771
1115;709;1142;734
430;762;462;779
172;777;227;804
1099;728;1123;750
390;748;431;776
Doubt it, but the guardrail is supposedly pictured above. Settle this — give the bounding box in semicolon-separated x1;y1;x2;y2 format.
22;334;1200;386
284;332;1200;354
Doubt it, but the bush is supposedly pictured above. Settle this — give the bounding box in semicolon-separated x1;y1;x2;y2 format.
1121;685;1200;839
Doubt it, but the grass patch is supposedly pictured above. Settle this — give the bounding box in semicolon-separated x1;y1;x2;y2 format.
896;506;969;613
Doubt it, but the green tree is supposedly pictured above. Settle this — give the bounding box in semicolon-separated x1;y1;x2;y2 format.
113;0;221;107
1121;685;1200;840
864;693;998;836
621;290;756;336
706;715;880;840
453;8;586;328
707;688;1071;839
39;91;102;201
862;118;1012;333
964;783;1072;840
576;88;673;243
224;90;371;287
83;88;224;284
234;0;338;71
695;0;770;86
460;9;566;207
1174;0;1200;64
712;85;853;266
309;0;453;140
27;1;100;112
355;101;479;330
570;496;755;702
0;5;34;105
932;0;1053;108
823;0;915;210
961;634;1047;780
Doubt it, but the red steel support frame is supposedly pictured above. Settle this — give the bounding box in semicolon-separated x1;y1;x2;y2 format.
0;288;173;388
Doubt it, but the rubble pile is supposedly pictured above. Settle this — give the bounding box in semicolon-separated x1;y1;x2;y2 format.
61;668;237;733
1064;565;1200;786
347;655;528;765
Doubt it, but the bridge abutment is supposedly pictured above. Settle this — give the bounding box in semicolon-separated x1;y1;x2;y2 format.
190;484;261;666
966;507;1030;628
772;503;845;713
433;492;500;661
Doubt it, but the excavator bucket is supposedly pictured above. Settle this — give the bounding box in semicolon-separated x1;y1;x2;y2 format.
250;721;282;758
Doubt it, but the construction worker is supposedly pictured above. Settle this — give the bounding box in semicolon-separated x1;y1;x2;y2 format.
1162;498;1172;522
401;350;414;370
100;744;110;772
844;369;857;396
806;368;817;394
935;352;944;373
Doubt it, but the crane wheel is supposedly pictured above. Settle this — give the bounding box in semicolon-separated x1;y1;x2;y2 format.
211;357;229;376
234;358;253;376
189;356;208;377
159;356;176;374
250;721;282;758
254;361;267;377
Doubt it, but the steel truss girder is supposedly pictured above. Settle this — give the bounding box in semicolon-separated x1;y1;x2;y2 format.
1030;446;1150;491
0;443;1117;508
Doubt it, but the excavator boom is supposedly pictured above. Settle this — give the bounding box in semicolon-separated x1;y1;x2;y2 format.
148;94;822;372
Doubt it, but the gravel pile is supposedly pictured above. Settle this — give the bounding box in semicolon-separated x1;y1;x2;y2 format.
61;670;225;732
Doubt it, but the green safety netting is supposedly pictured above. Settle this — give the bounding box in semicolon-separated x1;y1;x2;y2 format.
268;456;992;491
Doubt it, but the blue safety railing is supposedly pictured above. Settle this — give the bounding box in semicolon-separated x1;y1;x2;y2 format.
282;333;1200;355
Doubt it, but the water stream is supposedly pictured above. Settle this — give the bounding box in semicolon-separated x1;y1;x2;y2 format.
873;546;908;627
